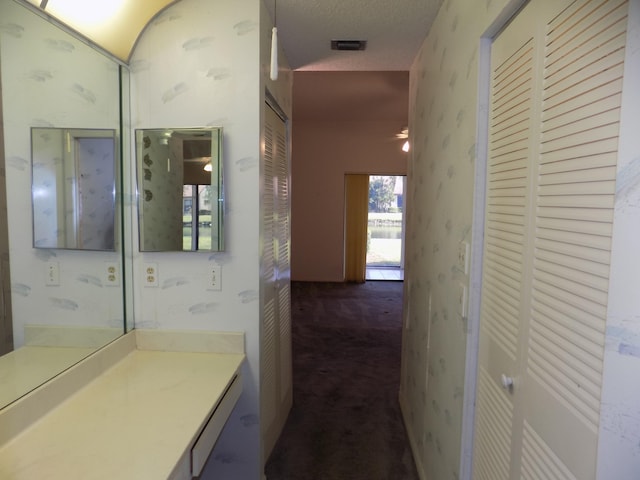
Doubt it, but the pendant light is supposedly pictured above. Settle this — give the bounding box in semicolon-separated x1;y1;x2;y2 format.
270;0;278;80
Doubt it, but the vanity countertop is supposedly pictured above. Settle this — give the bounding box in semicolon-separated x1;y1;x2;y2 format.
0;332;245;480
0;345;96;408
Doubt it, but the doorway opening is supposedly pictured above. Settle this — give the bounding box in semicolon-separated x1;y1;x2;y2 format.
366;175;405;281
182;184;212;251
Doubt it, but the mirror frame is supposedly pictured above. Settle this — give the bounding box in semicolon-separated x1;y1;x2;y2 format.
135;127;224;252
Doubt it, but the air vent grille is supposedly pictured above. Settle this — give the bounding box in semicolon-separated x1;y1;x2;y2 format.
331;40;367;51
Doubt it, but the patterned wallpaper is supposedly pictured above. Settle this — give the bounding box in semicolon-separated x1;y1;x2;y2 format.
403;1;640;479
0;0;291;476
137;131;183;251
0;0;124;349
401;0;511;478
130;0;291;477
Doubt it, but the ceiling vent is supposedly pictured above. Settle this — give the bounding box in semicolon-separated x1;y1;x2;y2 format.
331;40;367;51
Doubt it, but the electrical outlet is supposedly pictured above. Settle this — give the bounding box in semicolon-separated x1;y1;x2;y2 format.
457;282;468;318
208;265;222;291
458;241;470;275
144;263;159;287
46;261;59;286
104;262;119;286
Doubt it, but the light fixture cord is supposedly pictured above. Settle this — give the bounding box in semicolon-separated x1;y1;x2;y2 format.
270;0;279;80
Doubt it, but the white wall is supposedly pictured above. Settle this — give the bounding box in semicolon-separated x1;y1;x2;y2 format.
130;0;291;477
597;0;640;476
0;0;124;348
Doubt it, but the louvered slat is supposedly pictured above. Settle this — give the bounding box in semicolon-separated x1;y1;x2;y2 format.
534;246;611;278
543;78;623;123
527;350;600;427
542;94;622;134
262;108;279;455
275;114;291;405
535;236;611;264
538;150;618;174
521;421;577;480
474;368;514;480
546;0;627;48
278;284;291;402
524;3;627;474
546;9;627;78
531;286;607;338
263;104;292;459
529;313;603;373
537;194;615;209
475;27;534;479
262;297;277;427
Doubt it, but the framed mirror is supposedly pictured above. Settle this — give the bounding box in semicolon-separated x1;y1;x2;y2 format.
31;128;117;251
135;128;224;252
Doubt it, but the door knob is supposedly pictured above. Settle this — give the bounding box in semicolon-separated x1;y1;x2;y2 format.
501;374;514;390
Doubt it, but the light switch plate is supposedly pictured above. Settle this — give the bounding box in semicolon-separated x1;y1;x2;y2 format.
457;282;468;318
458;241;470;275
46;261;59;286
208;265;222;291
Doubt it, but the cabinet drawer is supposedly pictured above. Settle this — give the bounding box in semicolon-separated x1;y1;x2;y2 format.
191;374;242;477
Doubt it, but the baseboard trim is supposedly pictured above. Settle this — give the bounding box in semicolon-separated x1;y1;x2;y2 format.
399;391;427;480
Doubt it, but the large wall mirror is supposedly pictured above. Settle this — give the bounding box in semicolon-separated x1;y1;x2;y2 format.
135;128;224;252
31;128;117;251
0;0;127;411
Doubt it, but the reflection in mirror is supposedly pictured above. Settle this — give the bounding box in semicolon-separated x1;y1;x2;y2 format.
31;128;116;251
136;128;224;252
0;0;126;411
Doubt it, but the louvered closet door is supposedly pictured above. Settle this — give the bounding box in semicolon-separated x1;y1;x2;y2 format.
522;1;628;478
473;3;539;477
275;117;292;409
262;103;292;460
473;1;628;479
262;105;278;457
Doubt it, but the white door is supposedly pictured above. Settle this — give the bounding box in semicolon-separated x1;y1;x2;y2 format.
473;1;629;478
262;102;292;461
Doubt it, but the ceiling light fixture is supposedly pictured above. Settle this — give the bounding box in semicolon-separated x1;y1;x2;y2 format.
42;0;127;31
397;126;409;152
270;0;278;81
33;0;177;62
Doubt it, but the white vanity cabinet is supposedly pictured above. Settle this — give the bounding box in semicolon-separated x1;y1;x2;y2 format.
0;330;245;479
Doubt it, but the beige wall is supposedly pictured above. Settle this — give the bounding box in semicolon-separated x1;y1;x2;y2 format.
291;70;409;282
291;119;407;281
401;0;516;478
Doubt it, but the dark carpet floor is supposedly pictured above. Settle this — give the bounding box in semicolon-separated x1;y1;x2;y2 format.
264;281;419;480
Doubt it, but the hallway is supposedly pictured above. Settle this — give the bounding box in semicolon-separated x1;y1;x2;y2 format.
264;281;418;480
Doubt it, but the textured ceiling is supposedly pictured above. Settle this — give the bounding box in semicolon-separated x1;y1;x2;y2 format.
265;0;444;71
